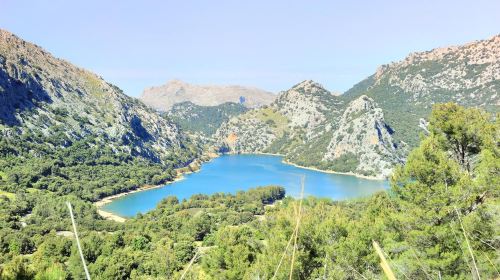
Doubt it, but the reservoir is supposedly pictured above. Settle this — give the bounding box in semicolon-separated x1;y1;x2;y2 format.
102;154;389;217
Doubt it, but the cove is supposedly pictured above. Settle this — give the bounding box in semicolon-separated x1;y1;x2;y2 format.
102;154;389;217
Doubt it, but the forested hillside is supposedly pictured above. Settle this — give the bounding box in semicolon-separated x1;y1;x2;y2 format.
1;104;498;279
0;29;498;279
216;81;405;178
167;101;248;136
343;34;500;146
0;29;200;201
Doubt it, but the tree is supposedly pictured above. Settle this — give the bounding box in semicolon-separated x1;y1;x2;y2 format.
390;103;498;278
429;103;495;172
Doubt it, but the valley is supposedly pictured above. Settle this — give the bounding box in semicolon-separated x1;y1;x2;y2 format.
0;27;498;279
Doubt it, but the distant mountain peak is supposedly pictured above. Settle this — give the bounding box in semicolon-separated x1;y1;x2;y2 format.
375;33;500;80
140;80;275;111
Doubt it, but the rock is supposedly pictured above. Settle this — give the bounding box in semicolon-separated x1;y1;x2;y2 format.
0;29;195;164
323;95;404;178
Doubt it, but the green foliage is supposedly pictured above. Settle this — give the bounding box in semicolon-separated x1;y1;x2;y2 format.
390;103;499;278
0;104;498;279
324;152;360;173
168;101;248;135
0;133;196;200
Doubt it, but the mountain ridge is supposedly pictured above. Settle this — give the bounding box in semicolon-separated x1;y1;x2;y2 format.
214;34;499;178
343;33;500;146
0;28;198;165
140;79;275;111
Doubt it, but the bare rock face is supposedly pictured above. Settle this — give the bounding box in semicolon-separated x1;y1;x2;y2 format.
344;34;500;146
376;35;500;98
212;35;500;178
215;80;342;154
0;29;193;163
274;80;341;137
140;79;276;111
215;82;403;178
216;114;279;153
323;96;403;178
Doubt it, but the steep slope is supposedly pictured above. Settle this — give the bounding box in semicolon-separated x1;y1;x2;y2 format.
140;79;275;110
167;101;248;136
216;105;288;153
323;95;404;177
0;29;197;169
216;81;343;153
343;34;500;146
215;36;500;178
215;81;403;177
274;80;342;137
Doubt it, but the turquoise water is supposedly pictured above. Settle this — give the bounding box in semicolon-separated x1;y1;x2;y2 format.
102;154;389;217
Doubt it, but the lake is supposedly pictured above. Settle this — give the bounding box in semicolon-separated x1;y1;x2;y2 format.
102;154;389;217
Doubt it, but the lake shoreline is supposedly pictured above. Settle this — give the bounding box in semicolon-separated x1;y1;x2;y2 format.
96;152;386;221
236;151;385;181
95;153;218;222
95;177;186;222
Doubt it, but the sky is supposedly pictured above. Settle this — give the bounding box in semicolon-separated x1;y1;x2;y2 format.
1;0;499;97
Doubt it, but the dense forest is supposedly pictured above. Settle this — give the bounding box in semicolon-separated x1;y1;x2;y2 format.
167;101;248;136
0;103;498;279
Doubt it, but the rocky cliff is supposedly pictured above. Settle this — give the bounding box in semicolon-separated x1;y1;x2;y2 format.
344;34;500;146
323;95;404;177
216;81;340;153
215;81;402;178
0;29;196;164
215;36;500;178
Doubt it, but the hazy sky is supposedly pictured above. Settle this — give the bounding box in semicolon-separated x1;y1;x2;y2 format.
1;0;499;96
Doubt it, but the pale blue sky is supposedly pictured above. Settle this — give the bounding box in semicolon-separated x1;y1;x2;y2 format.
1;0;499;96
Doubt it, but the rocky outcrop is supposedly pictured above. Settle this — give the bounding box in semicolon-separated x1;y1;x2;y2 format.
212;35;500;178
344;34;500;146
215;81;340;153
274;80;342;138
215;107;287;153
140;79;275;110
215;82;404;178
0;29;195;163
374;35;500;99
323;96;403;177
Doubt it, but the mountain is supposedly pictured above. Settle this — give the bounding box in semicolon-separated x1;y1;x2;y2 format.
166;101;248;136
322;96;403;177
140;79;275;111
215;80;403;178
343;34;500;146
0;29;199;200
215;36;500;178
0;29;196;162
